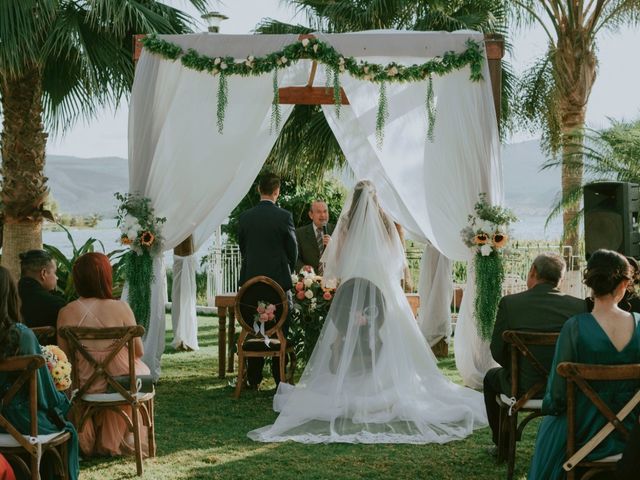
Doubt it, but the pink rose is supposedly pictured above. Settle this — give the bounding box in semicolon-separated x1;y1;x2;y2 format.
266;304;276;313
323;292;332;301
295;282;304;291
267;312;275;321
259;313;269;322
257;305;266;314
296;291;306;300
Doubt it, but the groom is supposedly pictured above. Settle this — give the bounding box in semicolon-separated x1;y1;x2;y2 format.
238;172;297;388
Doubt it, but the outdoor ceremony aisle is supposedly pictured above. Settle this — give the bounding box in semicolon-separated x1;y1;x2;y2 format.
78;314;536;479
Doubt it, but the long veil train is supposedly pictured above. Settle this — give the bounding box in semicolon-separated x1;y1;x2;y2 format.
248;180;487;444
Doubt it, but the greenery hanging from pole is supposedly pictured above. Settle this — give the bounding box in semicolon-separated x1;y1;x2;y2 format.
141;34;485;145
115;193;166;332
460;194;517;340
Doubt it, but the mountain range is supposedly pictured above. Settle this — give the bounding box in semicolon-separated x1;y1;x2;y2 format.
45;139;562;237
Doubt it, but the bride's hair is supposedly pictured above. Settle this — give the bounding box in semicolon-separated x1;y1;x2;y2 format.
346;180;395;237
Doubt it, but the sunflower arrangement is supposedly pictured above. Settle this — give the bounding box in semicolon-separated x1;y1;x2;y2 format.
41;345;72;391
115;192;166;330
460;194;517;340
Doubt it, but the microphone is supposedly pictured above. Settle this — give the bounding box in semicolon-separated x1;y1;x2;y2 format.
322;224;328;236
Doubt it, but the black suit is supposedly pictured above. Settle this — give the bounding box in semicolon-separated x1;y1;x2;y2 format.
483;282;586;445
18;277;66;330
238;200;298;386
295;222;335;273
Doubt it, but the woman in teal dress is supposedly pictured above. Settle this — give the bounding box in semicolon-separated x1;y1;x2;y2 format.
0;266;79;480
529;250;640;480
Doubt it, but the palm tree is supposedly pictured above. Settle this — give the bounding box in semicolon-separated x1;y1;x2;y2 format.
513;0;640;255
543;118;640;229
256;0;514;186
0;0;208;278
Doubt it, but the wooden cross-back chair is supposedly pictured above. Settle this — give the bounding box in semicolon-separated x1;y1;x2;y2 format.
0;355;71;480
57;326;155;476
557;362;640;480
234;276;296;398
30;327;56;346
497;330;561;480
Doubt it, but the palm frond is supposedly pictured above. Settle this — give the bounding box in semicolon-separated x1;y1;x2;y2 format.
254;18;314;35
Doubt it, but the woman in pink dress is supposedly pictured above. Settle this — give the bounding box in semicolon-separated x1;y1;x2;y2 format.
57;252;150;457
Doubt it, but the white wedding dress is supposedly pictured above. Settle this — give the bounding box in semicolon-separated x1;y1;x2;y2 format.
248;181;487;444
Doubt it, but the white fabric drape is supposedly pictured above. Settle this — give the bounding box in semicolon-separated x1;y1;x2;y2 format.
171;254;198;350
418;243;453;346
128;37;304;378
319;32;502;387
129;31;502;386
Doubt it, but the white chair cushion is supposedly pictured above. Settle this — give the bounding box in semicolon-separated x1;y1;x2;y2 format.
594;453;622;463
0;431;66;448
82;391;155;403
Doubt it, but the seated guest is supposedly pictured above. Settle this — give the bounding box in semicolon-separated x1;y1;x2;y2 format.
18;249;66;329
295;200;334;274
529;249;640;479
614;417;640;480
0;267;79;480
484;253;586;451
587;255;640;313
0;453;16;480
57;252;150;457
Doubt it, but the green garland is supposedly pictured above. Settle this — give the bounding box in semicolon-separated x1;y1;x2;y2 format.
474;250;505;341
123;250;154;331
141;35;485;144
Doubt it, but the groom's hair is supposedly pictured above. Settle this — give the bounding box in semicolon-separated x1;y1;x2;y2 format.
258;173;280;195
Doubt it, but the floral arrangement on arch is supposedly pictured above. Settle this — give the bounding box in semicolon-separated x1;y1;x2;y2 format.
289;266;338;364
41;345;72;391
460;193;517;340
115;192;166;331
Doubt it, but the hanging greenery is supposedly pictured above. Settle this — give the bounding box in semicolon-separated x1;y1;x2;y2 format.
115;192;166;331
460;194;517;340
141;35;485;144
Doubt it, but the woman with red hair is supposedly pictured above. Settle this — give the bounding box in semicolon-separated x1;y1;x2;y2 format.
57;252;150;457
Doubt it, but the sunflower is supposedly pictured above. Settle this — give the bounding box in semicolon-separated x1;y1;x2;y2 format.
492;233;509;249
121;235;132;245
140;231;155;247
473;233;489;245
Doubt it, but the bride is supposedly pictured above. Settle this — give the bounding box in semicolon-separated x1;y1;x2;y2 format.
248;180;487;444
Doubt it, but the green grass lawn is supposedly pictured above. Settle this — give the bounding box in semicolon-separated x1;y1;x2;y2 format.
79;315;537;479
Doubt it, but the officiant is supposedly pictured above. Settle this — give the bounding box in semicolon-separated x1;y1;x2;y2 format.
295;200;335;274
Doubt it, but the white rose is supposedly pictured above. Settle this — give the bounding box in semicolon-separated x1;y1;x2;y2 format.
480;244;493;256
280;56;288;64
323;278;338;290
220;62;228;70
214;57;221;65
247;55;254;62
339;57;345;65
388;66;398;77
303;278;313;288
313;44;319;53
363;66;369;74
291;274;299;284
301;38;309;47
304;289;314;299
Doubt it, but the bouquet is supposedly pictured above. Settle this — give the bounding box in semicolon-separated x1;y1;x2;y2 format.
289;266;338;364
41;345;72;391
253;301;277;345
460;193;517;340
115;192;166;330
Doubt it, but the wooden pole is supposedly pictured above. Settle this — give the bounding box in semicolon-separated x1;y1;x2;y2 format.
484;33;505;130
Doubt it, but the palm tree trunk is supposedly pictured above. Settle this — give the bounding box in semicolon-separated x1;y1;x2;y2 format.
554;28;596;263
0;66;48;279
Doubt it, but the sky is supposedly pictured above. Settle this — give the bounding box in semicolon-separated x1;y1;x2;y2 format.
45;0;640;159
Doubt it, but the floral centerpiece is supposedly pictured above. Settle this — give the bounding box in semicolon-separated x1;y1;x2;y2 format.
41;345;72;391
253;301;277;346
460;193;517;340
115;192;166;331
289;266;338;364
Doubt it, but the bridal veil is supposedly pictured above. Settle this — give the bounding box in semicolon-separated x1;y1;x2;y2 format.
248;180;487;444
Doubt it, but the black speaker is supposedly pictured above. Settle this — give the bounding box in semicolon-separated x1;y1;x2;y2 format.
584;182;640;260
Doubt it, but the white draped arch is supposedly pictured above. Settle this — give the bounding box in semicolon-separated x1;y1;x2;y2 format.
128;31;502;387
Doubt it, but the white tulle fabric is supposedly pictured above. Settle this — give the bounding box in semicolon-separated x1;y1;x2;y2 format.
248;182;487;444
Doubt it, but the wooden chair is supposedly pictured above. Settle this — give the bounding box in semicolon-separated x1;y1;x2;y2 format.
0;355;71;480
233;276;296;398
497;330;560;480
58;326;156;476
30;326;56;346
557;362;640;480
